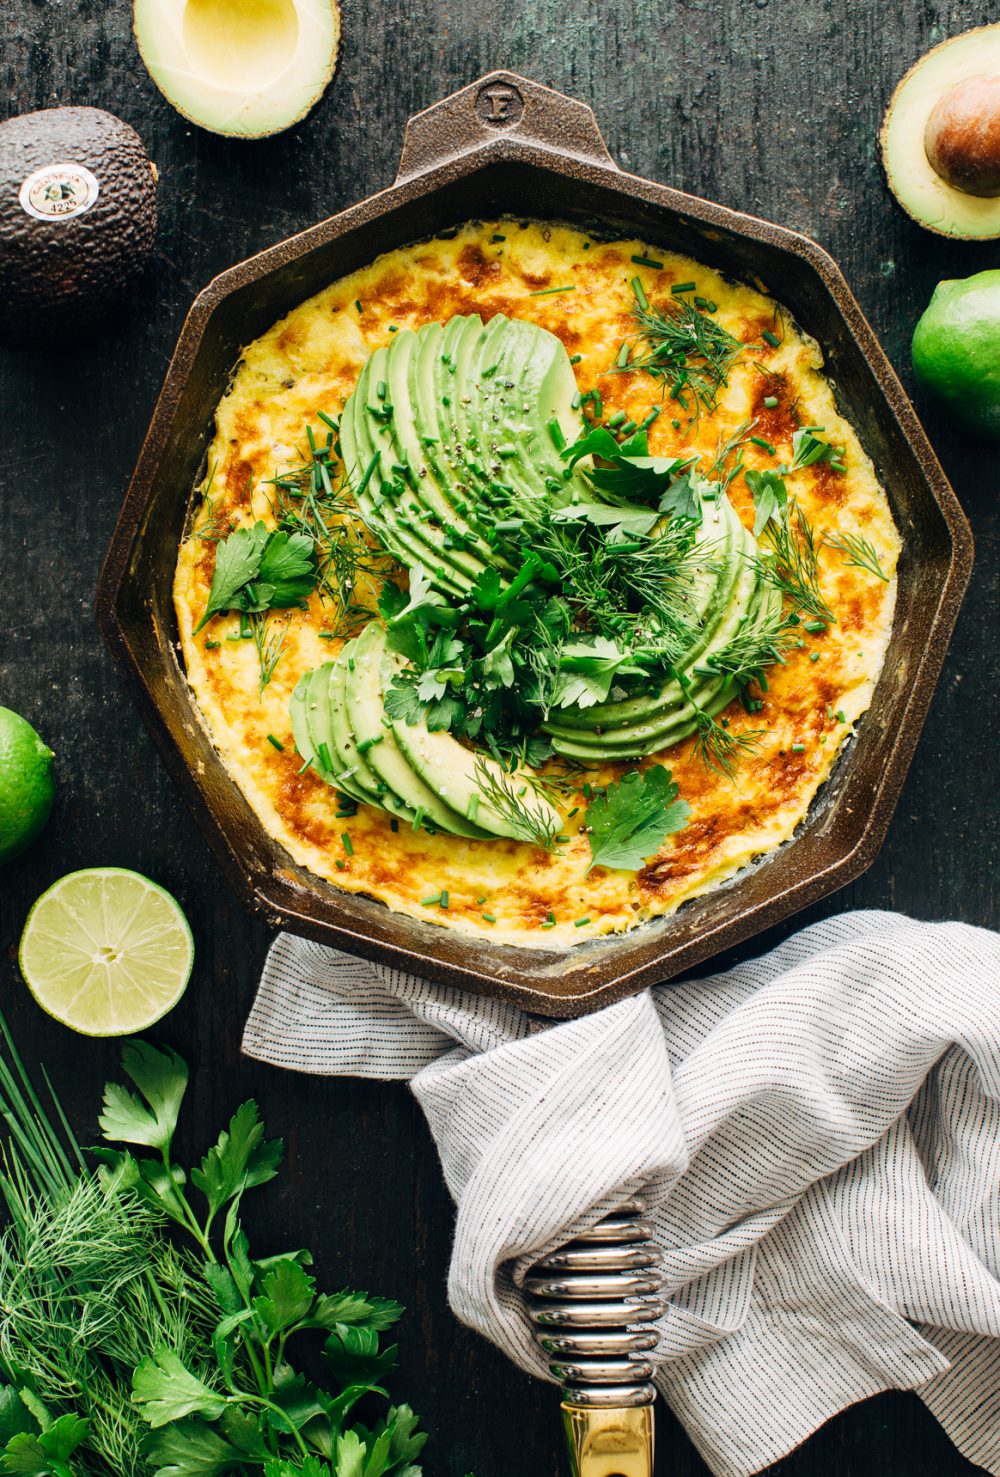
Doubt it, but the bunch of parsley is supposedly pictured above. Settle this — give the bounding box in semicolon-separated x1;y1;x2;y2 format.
0;1023;426;1477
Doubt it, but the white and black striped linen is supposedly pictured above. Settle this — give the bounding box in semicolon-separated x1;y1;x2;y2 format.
243;910;1000;1477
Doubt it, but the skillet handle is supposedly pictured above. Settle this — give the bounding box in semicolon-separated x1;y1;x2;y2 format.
395;70;619;183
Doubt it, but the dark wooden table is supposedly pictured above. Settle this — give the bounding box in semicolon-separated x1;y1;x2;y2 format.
2;2;997;1473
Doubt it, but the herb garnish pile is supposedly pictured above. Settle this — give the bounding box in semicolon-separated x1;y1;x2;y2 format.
0;1023;427;1477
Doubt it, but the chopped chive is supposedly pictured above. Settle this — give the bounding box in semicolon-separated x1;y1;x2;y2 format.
482;912;497;923
803;620;828;633
570;353;582;365
412;806;425;832
357;735;384;753
619;419;637;436
355;299;363;313
376;380;387;400
297;757;313;776
750;436;776;454
348;657;355;672
491;232;506;242
809;651;821;663
631;254;663;270
631;276;649;311
791;743;806;753
671;280;697;294
694;295;718;312
420;891;441;907
318;742;333;771
571;390;582;410
548;418;567;450
204;639;220;649
354;451;381;498
476;895;487;905
639;406;662;430
614;342;631;370
266;734;284;751
764;395;779;409
836;709;846;723
607;410;626;428
318;630;334;639
529;285;576;296
439;891;449;909
541;920;557;929
387;324;398;332
574;916;591;928
335;859;346;870
762;329;781;347
341;832;354;855
390;818;399;832
317;409;339;431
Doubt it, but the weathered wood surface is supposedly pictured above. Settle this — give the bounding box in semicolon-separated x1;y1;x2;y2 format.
1;1;998;1472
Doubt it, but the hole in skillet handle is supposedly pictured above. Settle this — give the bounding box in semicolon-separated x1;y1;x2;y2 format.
394;69;620;183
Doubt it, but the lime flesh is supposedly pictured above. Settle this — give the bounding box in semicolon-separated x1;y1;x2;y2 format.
19;868;194;1036
912;269;1000;438
0;707;55;863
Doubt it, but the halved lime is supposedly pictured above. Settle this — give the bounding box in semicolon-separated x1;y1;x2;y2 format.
19;868;194;1036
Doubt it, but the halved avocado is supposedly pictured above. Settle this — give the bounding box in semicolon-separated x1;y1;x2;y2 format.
134;0;340;140
881;24;1000;239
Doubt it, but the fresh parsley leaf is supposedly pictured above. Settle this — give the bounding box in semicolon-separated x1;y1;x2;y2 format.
98;1043;189;1152
253;1259;316;1336
563;427;691;507
263;1458;332;1477
1;1414;89;1476
479;628;516;689
190;1100;284;1223
305;1291;403;1334
382;679;426;726
584;765;690;873
551;500;660;538
745;468;788;538
0;1392;34;1449
334;1432;365;1477
658;467;711;523
132;1351;227;1429
194;523;269;632
143;1417;245;1477
550;637;630;709
256;530;318;607
323;1327;398;1390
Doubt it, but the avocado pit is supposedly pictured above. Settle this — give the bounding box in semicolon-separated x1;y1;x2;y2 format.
924;73;1000;197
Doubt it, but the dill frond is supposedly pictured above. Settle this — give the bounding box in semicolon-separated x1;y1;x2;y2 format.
756;500;835;624
824;530;889;583
473;758;561;852
620;298;743;415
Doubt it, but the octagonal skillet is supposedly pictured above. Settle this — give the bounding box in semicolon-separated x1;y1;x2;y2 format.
97;71;972;1018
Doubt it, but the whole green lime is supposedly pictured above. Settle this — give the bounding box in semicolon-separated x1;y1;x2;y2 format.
0;708;55;863
912;269;1000;439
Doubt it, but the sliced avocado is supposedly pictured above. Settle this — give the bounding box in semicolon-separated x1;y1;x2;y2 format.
881;24;1000;239
391;716;561;842
346;624;491;838
133;0;341;141
328;641;414;821
307;663;369;802
0;107;157;347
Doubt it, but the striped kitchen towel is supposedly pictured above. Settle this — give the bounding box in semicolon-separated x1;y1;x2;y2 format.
243;910;1000;1477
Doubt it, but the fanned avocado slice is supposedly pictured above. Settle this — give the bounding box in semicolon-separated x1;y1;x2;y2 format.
391;713;561;842
329;641;414;820
347;624;491;839
310;664;368;803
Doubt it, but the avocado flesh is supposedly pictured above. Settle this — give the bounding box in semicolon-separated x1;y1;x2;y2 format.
392;714;561;842
346;624;491;839
328;643;414;819
310;665;369;803
881;23;1000;239
133;0;340;142
383;329;496;578
345;353;471;595
543;509;771;760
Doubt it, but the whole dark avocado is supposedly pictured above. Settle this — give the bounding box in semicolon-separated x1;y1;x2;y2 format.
0;106;157;348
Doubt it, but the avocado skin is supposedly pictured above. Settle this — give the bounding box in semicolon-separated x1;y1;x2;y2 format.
0;107;157;348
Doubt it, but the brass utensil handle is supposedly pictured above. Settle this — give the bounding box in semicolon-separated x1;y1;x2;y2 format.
561;1403;654;1477
395;70;619;183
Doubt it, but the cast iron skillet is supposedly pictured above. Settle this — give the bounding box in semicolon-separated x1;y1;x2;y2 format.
97;72;973;1018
